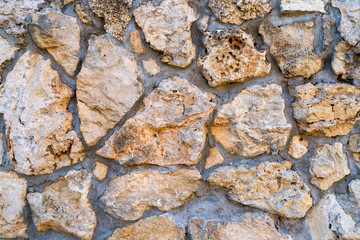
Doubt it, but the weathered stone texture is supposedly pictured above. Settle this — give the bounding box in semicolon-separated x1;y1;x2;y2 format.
77;35;143;146
207;161;312;218
205;147;224;169
209;0;271;25
130;30;146;55
288;135;308;159
0;35;19;82
134;0;197;68
350;135;360;168
211;84;291;157
143;58;160;76
101;168;201;220
281;0;328;13
198;29;271;87
0;51;85;175
259;21;322;79
27;169;96;240
93;162;108;180
30;9;81;76
332;40;360;81
97;76;215;166
0;172;27;239
75;0;94;24
108;214;185;240
349;179;360;208
291;83;360;137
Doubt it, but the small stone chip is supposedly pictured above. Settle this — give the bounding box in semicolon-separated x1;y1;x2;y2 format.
288;135;309;159
143;58;160;76
93;162;108;180
130;30;146;54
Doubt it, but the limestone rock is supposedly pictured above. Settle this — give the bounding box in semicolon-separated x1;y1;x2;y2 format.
0;35;19;82
211;84;291;157
77;35;143;146
209;0;271;25
188;213;292;240
143;58;160;76
197;15;210;32
0;0;45;43
349;179;360;208
130;30;146;54
281;0;328;13
75;0;94;24
306;194;360;240
89;0;132;42
259;21;322;79
198;29;271;87
288;135;308;159
322;15;336;50
309;142;350;191
207;161;312;218
0;172;27;239
332;0;360;46
97;76;215;166
27;169;96;240
93;162;108;180
30;9;81;76
291;83;360;137
350;135;360;153
134;0;197;68
0;51;85;175
332;40;360;81
108;214;185;240
205;147;224;169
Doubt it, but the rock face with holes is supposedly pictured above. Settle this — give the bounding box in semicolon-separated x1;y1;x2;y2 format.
291;83;360;137
97;76;215;166
27;169;96;240
207;161;312;218
211;84;291;157
77;35;143;146
134;0;197;68
0;51;85;175
198;29;271;87
0;35;19;82
259;21;322;79
332;41;360;81
288;135;308;159
280;0;328;13
209;0;272;25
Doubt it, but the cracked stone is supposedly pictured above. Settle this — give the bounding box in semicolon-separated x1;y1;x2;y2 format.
332;40;360;81
288;135;308;159
205;147;224;169
130;30;146;54
143;58;160;76
0;35;19;82
281;0;328;14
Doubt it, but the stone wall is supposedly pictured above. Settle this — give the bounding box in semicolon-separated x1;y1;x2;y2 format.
0;0;359;239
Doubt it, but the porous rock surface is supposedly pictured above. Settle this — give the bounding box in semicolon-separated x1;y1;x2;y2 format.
332;40;360;81
281;0;328;13
0;35;19;82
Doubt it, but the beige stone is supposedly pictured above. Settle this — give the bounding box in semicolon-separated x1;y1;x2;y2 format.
211;84;291;157
130;30;146;54
209;0;271;25
75;0;94;24
349;179;360;208
0;35;19;82
291;83;360;137
205;147;224;169
134;0;197;68
143;58;161;76
259;21;322;79
198;29;271;87
93;162;108;180
188;213;292;240
27;169;96;240
281;0;328;13
30;9;80;76
64;0;75;5
332;40;360;81
197;15;210;32
207;161;312;218
0;51;85;175
101;168;201;220
77;35;143;146
288;135;308;159
108;214;185;240
350;135;360;153
97;76;215;166
0;172;27;239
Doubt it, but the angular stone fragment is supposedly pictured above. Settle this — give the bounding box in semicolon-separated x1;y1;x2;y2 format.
76;0;94;24
0;51;85;175
64;0;75;5
209;0;271;25
332;40;360;81
198;29;271;87
27;169;96;240
291;83;360;137
322;15;336;50
97;76;215;166
143;58;160;76
207;161;312;218
349;179;360;208
0;35;19;82
281;0;328;13
89;0;132;42
288;135;308;159
211;84;291;157
30;9;81;76
197;15;210;32
101;168;201;220
309;142;350;191
108;214;185;240
205;147;224;169
350;135;360;168
259;21;322;79
0;172;27;239
77;35;143;146
134;0;197;68
130;30;146;54
93;162;108;180
188;213;292;240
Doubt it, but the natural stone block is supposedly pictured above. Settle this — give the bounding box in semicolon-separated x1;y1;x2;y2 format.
349;179;360;208
332;40;360;81
93;162;108;180
130;30;146;55
205;147;224;169
143;58;160;76
0;35;19;82
281;0;328;13
288;135;308;159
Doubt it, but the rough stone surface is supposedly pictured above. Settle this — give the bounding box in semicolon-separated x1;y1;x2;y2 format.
188;213;292;240
198;29;271;87
332;40;360;81
207;161;312;218
27;169;96;240
0;35;19;82
309;142;350;191
209;0;271;25
322;15;336;50
75;0;94;24
97;76;215;166
259;21;322;79
101;168;201;220
288;135;308;159
0;172;27;239
0;51;85;175
350;135;360;153
93;162;108;180
108;214;185;240
291;83;360;137
349;179;360;208
197;15;209;32
143;58;160;76
281;0;328;13
130;30;146;55
205;147;224;169
134;0;197;68
211;84;291;157
30;9;81;76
